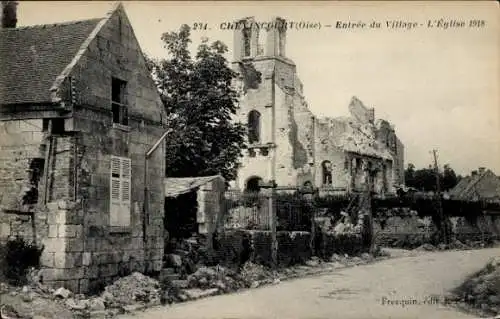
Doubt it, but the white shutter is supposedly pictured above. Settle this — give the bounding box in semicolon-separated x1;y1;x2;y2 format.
110;156;131;227
110;157;121;226
120;158;131;226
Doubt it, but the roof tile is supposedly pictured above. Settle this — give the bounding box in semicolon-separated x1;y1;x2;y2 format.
0;18;102;105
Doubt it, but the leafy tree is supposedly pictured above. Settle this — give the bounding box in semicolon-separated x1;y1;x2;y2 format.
1;1;18;28
404;163;460;191
404;163;416;187
442;164;459;191
148;25;246;181
413;167;436;191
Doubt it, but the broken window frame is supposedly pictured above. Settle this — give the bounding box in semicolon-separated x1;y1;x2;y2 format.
111;77;129;127
242;27;251;57
110;156;131;227
321;160;333;186
247;110;261;144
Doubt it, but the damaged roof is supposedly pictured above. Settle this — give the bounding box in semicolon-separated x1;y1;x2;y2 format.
336;132;393;160
0;18;103;105
320;116;393;160
164;175;225;198
449;170;500;201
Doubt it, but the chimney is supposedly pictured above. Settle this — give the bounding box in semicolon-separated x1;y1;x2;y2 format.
478;167;486;174
1;1;18;28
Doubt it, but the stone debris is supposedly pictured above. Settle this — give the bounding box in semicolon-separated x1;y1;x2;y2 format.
185;265;247;292
450;256;500;317
53;287;72;299
305;256;321;267
0;251;388;318
414;243;436;251
182;288;219;300
102;272;161;308
240;262;276;286
0;304;23;319
88;297;106;311
64;298;88;311
0;284;74;319
412;240;477;252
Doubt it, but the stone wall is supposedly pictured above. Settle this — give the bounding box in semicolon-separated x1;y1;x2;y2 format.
0;117;39;241
0;6;166;293
0;119;45;213
233;55;317;189
320;233;366;258
0;130;72;245
197;178;226;239
215;229;311;268
374;214;500;247
63;6;166;292
232;58;275;189
230;17;404;193
349;96;375;124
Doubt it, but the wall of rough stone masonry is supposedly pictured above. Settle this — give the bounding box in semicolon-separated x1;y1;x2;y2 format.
19;7;167;293
349;97;375;124
234;56;316;189
215;229;311;268
272;78;295;187
313;122;349;190
0;130;90;292
0;119;75;248
232;59;275;189
373;214;500;247
0;213;35;244
0;119;45;212
231;21;403;193
394;137;405;185
290;75;315;187
197;178;226;242
274;59;315;188
375;119;404;187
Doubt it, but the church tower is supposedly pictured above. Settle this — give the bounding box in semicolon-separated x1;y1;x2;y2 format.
230;17;315;191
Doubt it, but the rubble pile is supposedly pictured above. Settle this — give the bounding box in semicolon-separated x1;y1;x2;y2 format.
186;266;246;292
102;272;162;308
164;235;216;275
0;282;75;319
240;262;278;287
413;239;497;252
27;272;164;318
449;256;500;317
0;249;391;318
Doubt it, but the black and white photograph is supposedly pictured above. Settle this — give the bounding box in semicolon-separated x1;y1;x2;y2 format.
0;1;499;318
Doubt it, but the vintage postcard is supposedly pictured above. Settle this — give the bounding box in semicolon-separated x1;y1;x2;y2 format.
0;1;499;319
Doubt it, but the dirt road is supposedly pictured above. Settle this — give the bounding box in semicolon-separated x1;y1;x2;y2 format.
120;248;500;319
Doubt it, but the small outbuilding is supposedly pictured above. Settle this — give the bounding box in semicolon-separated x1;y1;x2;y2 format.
164;175;226;245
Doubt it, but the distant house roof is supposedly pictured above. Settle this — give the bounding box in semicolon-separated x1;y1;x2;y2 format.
164;175;225;198
0;18;103;105
448;176;472;197
448;170;500;201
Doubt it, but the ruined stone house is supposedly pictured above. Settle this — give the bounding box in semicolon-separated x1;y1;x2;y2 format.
229;17;404;194
0;4;167;293
449;168;500;202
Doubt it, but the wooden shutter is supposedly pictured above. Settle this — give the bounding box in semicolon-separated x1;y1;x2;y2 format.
110;156;122;226
120;158;131;226
110;156;132;227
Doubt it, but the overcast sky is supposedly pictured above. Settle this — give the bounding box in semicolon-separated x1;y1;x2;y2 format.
17;1;499;176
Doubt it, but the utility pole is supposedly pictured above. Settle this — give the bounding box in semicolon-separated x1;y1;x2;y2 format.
432;149;448;244
361;162;377;254
260;180;278;269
